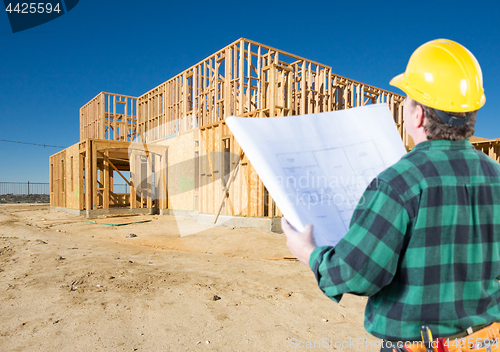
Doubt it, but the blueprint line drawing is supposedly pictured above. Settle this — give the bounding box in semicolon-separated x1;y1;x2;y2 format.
276;140;386;232
226;104;407;247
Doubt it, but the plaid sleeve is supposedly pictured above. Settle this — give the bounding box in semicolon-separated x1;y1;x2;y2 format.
309;178;410;302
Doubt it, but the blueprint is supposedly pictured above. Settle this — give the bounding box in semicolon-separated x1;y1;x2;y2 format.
226;104;407;247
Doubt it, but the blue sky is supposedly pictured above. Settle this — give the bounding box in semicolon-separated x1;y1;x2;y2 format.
1;0;499;183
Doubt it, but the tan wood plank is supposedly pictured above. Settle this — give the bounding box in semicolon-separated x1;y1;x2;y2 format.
103;150;110;209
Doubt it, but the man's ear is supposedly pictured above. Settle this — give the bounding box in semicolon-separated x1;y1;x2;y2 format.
414;104;425;128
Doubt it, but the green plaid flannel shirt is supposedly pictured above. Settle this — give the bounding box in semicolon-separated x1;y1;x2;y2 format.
309;139;500;341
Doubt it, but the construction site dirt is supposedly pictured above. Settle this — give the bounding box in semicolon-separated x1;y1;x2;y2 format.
0;204;379;351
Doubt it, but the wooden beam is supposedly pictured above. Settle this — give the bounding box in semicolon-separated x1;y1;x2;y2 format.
162;149;168;209
79;153;84;210
130;152;137;209
103;150;110;209
85;141;92;211
147;154;153;209
238;39;244;115
224;47;232;118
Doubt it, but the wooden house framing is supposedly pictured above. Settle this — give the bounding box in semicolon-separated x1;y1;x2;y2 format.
50;38;410;224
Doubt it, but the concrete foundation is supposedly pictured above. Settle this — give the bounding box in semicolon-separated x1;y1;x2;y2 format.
158;209;283;232
159;209;199;219
50;206;84;216
198;214;282;233
51;207;283;232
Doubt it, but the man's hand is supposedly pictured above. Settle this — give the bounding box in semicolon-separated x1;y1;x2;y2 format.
281;218;316;267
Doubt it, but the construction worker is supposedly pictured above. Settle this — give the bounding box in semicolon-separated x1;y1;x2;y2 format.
282;39;500;352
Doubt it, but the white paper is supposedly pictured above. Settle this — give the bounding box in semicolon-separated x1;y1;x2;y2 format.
226;104;407;247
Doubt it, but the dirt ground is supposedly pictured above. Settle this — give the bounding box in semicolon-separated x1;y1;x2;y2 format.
0;204;382;351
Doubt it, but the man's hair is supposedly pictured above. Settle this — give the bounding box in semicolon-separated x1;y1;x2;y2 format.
412;100;477;141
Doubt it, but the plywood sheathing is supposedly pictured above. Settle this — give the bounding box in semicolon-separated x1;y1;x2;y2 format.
154;131;197;212
50;144;82;209
50;150;66;208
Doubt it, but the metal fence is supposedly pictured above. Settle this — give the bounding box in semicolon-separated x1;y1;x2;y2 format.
112;184;130;194
0;182;131;196
0;182;50;195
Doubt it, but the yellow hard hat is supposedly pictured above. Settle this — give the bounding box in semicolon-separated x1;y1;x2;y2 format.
390;39;486;112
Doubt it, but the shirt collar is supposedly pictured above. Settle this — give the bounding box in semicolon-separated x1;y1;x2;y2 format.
409;138;474;153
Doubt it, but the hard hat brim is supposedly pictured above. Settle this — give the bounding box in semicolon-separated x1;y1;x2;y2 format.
389;73;406;93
